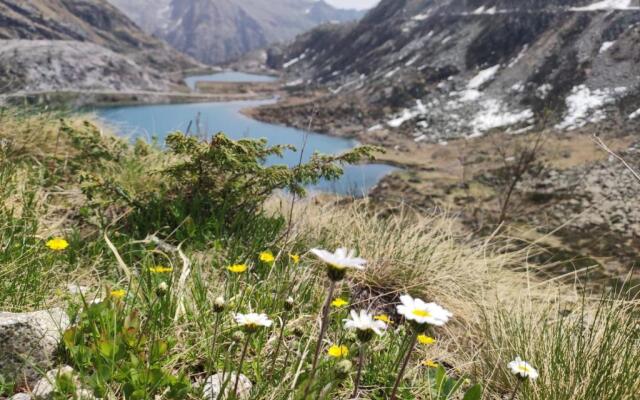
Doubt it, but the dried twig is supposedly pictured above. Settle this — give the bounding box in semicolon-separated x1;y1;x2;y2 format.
593;134;640;184
104;232;132;280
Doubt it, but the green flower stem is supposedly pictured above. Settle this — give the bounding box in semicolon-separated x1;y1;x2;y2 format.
303;280;336;399
351;342;366;398
390;331;419;400
269;313;288;376
233;334;252;399
210;312;222;370
509;379;523;400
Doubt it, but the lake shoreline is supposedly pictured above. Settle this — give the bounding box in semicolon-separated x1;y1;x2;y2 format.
0;89;277;109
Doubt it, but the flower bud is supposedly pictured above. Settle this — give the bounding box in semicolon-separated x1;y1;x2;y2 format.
334;360;353;380
156;282;169;296
284;296;295;312
232;331;245;343
213;296;226;313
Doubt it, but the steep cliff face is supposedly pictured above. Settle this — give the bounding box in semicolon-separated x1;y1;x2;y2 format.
0;0;200;93
0;0;197;72
278;0;640;140
108;0;365;65
0;40;170;93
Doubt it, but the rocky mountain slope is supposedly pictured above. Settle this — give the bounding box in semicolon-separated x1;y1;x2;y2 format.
108;0;364;65
0;0;200;93
274;0;640;141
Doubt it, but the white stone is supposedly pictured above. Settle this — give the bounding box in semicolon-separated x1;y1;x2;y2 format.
202;373;252;400
31;366;95;400
9;394;32;400
0;309;70;386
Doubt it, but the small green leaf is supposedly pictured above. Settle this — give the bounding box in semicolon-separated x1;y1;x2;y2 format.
462;384;483;400
98;340;114;358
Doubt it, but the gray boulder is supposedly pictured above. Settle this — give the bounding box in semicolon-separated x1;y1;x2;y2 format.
0;308;70;386
202;372;252;400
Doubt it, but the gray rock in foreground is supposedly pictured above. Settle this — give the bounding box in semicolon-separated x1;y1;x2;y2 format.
202;372;252;400
0;308;70;386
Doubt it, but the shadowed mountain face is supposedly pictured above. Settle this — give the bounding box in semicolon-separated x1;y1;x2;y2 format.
0;0;200;93
108;0;365;65
277;0;640;139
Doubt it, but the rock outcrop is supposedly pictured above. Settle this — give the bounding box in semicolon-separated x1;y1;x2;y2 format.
0;308;70;387
0;40;170;93
0;0;200;94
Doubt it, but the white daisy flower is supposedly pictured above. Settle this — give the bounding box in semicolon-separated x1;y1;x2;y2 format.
310;248;367;271
344;310;387;336
234;312;273;332
396;294;452;326
508;357;539;380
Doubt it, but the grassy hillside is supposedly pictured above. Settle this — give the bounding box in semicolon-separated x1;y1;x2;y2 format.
0;108;638;399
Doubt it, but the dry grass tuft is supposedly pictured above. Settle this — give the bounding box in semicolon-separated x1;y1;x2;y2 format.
273;197;639;398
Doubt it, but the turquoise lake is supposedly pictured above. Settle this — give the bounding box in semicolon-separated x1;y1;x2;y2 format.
95;73;396;196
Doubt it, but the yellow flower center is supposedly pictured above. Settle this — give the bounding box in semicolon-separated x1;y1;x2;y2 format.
331;298;349;308
517;365;531;373
227;264;248;273
327;345;349;358
259;252;275;263
374;315;391;324
329;263;347;271
422;359;438;368
412;309;432;318
149;266;173;273
46;238;69;251
417;334;436;345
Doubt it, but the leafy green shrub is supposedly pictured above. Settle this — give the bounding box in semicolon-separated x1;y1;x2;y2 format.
85;132;379;242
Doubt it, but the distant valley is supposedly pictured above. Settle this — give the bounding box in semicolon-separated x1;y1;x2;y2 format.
107;0;365;65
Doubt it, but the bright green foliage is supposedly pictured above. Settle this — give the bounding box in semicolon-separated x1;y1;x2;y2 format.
63;299;190;399
86;131;379;241
428;365;482;400
161;132;376;222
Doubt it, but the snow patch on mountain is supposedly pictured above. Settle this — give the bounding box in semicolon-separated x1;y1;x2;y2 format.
470;100;534;135
555;85;627;130
468;65;500;89
599;41;616;53
571;0;639;11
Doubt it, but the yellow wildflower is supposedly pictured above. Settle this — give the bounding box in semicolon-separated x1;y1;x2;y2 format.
259;251;275;264
110;289;126;299
46;237;69;251
289;254;300;264
149;266;173;274
227;264;248;273
417;334;436;345
327;345;349;358
422;359;438;368
331;298;348;308
374;314;392;324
